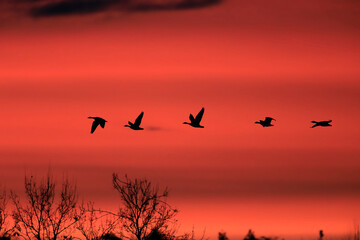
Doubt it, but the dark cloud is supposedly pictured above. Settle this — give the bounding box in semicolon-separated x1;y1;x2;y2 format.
129;0;222;12
30;0;123;17
26;0;222;18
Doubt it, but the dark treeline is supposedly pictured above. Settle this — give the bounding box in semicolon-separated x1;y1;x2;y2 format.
1;173;351;240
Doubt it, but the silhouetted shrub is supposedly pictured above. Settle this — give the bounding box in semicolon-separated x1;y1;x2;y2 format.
178;228;206;240
354;224;360;240
145;228;173;240
218;232;228;240
244;229;256;240
100;232;122;240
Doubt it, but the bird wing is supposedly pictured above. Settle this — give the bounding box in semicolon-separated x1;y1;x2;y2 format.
264;117;274;124
189;114;195;122
91;121;100;133
195;108;204;123
326;120;332;123
99;120;106;128
134;112;144;127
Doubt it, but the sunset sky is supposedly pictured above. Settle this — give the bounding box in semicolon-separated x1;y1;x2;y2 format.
0;0;360;239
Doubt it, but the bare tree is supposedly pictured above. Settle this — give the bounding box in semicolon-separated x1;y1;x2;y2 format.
0;188;15;238
76;201;120;240
11;173;79;240
112;174;178;240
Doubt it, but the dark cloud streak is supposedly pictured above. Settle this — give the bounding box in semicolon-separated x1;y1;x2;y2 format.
129;0;222;12
27;0;222;18
30;0;124;17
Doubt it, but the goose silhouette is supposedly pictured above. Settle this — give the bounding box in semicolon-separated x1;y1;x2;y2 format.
311;120;332;128
183;107;205;128
255;117;276;127
125;112;144;130
88;117;107;134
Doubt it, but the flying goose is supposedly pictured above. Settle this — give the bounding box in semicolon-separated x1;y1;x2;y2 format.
125;112;144;130
255;117;276;127
183;107;205;128
88;117;107;134
311;120;332;128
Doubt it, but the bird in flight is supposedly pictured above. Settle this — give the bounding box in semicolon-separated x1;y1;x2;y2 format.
183;107;205;128
311;120;332;128
125;112;144;130
255;117;276;127
88;117;107;134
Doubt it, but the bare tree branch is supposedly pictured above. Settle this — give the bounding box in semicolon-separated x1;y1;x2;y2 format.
11;173;79;240
112;174;178;240
76;201;121;240
0;188;16;238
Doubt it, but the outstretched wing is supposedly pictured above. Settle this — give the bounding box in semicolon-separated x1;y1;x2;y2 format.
264;117;274;124
189;114;195;122
134;112;144;127
91;121;100;133
195;108;204;123
99;120;106;128
311;123;319;128
325;120;332;123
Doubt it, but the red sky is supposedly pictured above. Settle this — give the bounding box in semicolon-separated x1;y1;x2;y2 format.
0;0;360;239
